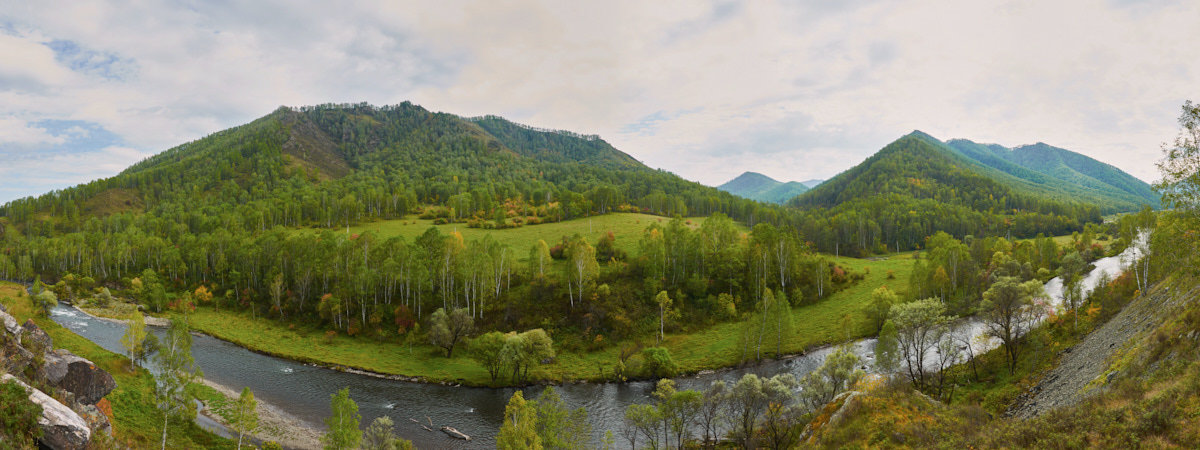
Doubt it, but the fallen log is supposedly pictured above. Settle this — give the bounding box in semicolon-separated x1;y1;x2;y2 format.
440;426;471;441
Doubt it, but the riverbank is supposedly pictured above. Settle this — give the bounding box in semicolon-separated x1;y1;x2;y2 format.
197;378;324;449
173;253;913;387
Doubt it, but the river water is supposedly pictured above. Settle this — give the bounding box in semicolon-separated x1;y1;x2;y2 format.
48;242;1139;448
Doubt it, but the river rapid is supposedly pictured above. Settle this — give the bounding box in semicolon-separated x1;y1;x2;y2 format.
48;242;1140;448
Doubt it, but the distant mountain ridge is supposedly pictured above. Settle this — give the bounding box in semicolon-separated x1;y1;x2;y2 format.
944;139;1160;211
717;172;809;204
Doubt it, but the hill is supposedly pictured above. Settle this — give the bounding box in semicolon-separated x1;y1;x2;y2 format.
800;179;824;188
716;171;810;204
945;139;1160;211
789;131;1102;255
3;102;772;230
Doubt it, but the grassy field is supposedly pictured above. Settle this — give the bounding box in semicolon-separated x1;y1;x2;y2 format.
321;212;731;256
182;251;917;387
0;282;233;449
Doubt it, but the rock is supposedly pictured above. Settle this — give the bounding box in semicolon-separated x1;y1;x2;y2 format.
53;353;116;405
21;319;53;352
75;403;113;438
2;374;91;450
1;342;35;374
0;308;20;338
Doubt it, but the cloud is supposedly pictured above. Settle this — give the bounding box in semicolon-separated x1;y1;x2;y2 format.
1;0;1197;202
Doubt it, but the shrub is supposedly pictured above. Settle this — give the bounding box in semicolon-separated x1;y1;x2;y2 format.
641;347;677;378
0;379;42;446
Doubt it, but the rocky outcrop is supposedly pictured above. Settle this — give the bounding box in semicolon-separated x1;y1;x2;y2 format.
0;306;118;449
2;374;92;450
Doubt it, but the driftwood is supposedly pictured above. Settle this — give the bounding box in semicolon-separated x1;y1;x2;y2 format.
421;425;433;432
440;426;471;441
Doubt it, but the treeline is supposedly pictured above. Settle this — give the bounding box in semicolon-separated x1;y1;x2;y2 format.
0;210;847;349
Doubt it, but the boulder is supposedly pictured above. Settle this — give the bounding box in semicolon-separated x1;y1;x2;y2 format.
1;341;35;374
0;308;20;339
21;319;53;352
2;374;91;450
75;403;113;438
53;354;116;405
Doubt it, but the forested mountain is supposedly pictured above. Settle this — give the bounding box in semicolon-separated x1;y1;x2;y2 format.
945;139;1160;211
716;171;810;204
788;131;1103;255
800;179;824;188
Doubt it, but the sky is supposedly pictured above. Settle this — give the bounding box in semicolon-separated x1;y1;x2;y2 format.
1;0;1198;203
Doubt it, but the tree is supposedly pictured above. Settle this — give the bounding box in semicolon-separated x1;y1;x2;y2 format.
655;290;672;344
642;346;678;378
529;240;551;279
1058;251;1086;330
799;346;864;412
471;331;508;383
726;373;797;449
232;387;259;450
32;289;57;317
427;307;473;357
653;379;703;450
194;285;214;312
565;238;598;308
498;391;542;450
322;387;362;450
363;416;409;450
697;380;727;448
121;310;154;369
981;276;1045;374
868;285;898;333
888;298;948;390
1155;100;1200;214
155;315;202;450
624;403;661;450
532;387;591;449
874;320;900;373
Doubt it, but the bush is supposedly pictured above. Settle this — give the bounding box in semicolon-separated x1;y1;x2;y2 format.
0;379;43;446
640;347;677;378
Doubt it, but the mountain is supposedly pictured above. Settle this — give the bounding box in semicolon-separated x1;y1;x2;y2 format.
945;139;1160;211
4;102;772;230
800;179;824;188
717;172;809;204
788;131;1102;255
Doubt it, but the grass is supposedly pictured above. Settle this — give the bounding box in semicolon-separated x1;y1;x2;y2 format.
325;212;734;256
0;282;234;449
181;251;916;387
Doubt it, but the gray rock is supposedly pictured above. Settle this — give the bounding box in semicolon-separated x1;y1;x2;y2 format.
75;404;112;438
2;374;92;450
0;308;20;338
54;355;116;405
21;319;53;352
2;342;35;374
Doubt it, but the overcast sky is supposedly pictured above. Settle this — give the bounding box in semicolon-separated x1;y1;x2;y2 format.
1;0;1197;203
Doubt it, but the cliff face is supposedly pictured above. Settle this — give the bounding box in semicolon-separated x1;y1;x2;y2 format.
1;304;116;449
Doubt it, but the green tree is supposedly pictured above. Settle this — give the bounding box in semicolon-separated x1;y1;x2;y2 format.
799;346;864;412
427;307;473;357
122;310;150;369
232;387;259;450
981;277;1045;374
155;315;202;450
529;240;551;279
641;346;678;378
655;290;672;344
471;331;508;383
874;320;900;373
363;416;407;450
868;285;898;333
888;298;947;390
498;391;542;450
532;387;591;449
322;387;362;450
1058;251;1086;330
1155;100;1200;213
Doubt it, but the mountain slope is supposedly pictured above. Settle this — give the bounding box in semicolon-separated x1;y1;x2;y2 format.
717;171;809;204
946;139;1159;211
788;131;1100;254
3;102;769;230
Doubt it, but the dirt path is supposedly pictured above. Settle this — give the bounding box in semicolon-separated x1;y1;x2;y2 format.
1006;282;1191;418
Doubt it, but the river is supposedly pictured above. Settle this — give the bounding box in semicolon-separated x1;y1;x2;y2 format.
48;242;1140;448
